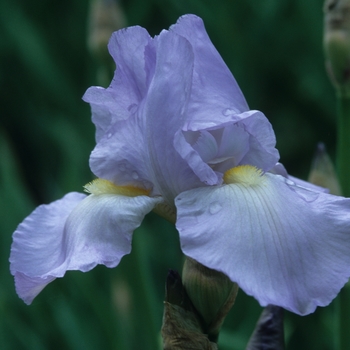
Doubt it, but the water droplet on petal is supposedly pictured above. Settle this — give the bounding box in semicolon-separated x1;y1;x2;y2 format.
222;108;236;117
131;171;139;180
107;132;112;138
163;62;172;73
285;178;295;186
209;201;222;215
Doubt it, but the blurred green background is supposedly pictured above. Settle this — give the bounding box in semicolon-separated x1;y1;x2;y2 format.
0;0;338;349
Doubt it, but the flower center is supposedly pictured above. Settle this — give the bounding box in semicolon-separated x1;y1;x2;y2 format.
152;202;177;224
223;165;264;186
84;178;150;197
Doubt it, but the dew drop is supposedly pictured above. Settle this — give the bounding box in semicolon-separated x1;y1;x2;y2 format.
222;108;235;117
209;201;222;215
285;178;295;186
163;62;172;73
107;132;113;138
131;171;139;180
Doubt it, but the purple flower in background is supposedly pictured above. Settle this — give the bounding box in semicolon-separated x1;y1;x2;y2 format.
10;14;350;315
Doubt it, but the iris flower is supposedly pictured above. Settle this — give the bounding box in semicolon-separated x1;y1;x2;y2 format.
10;14;350;315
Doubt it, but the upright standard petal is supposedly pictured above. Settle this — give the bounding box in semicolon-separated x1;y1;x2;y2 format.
170;14;249;130
170;15;278;186
175;167;350;315
90;29;204;204
90;112;154;191
174;110;279;186
83;26;152;141
10;190;160;304
141;30;203;202
86;14;278;203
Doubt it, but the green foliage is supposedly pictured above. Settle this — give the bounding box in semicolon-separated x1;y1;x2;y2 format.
0;0;338;349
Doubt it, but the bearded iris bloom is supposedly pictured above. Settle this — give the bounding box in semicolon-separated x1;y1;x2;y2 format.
10;14;350;315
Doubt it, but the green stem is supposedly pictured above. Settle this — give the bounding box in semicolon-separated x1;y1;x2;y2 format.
335;92;350;350
336;93;350;197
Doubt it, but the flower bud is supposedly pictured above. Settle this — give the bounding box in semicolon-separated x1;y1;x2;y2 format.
87;0;127;85
182;257;238;341
308;143;342;195
87;0;127;61
161;270;218;350
324;0;350;95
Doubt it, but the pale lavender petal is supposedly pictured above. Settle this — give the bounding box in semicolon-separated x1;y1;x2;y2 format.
173;130;220;186
270;163;328;193
174;123;250;185
170;14;249;130
237;111;279;171
10;192;159;304
215;123;250;167
10;192;86;304
63;193;160;270
13;273;56;306
91;29;203;201
191;130;218;163
288;175;329;194
86;15;278;201
269;162;288;177
83;26;152;141
175;110;279;185
90;114;154;191
87;28;157;191
141;29;205;201
175;173;350;315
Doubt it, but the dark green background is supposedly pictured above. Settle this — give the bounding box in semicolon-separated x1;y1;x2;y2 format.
0;0;338;349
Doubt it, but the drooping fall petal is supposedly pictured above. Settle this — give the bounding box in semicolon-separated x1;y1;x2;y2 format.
175;169;350;315
10;191;160;304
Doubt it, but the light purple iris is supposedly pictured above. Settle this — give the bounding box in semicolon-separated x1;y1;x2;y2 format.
10;14;350;315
